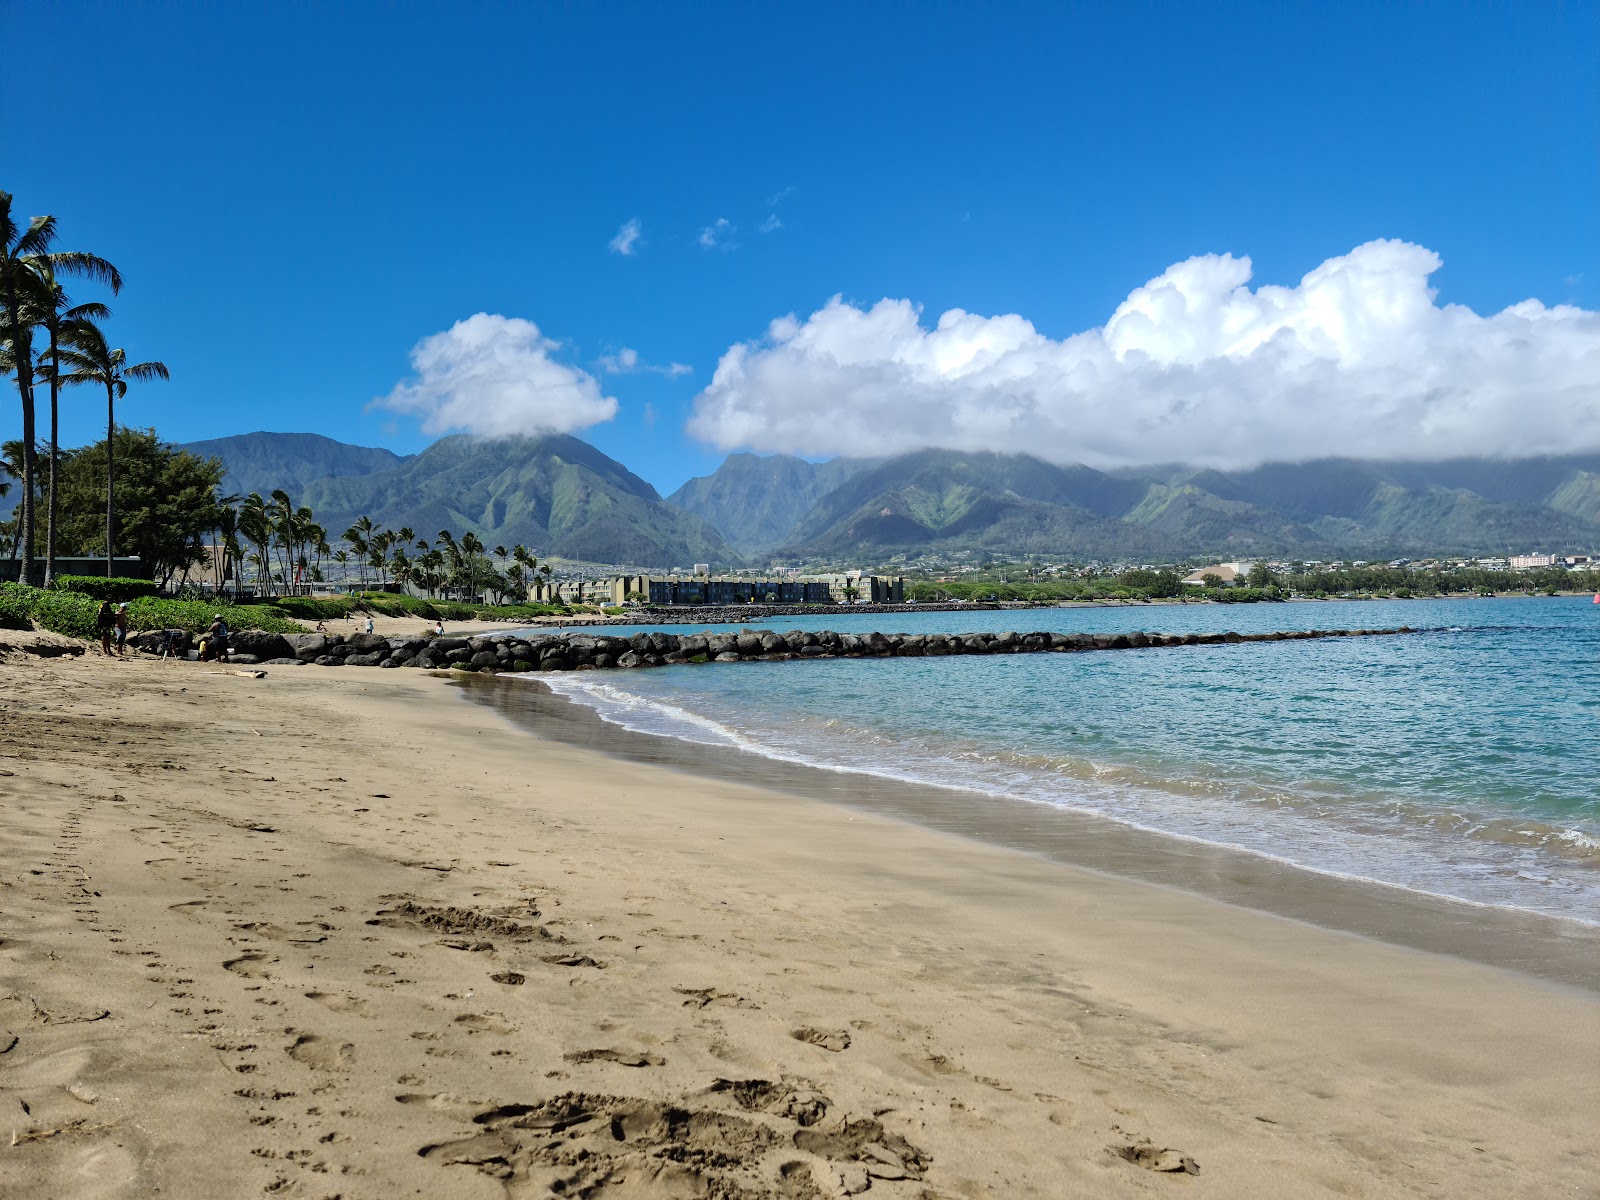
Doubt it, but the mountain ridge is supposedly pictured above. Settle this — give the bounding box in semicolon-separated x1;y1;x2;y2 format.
175;431;1600;564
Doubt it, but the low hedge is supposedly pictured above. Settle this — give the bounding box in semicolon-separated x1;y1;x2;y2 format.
0;583;302;640
0;587;34;630
53;574;163;602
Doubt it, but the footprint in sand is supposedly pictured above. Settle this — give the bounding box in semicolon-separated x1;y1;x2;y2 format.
454;1013;515;1035
286;1033;354;1071
541;954;603;969
1111;1139;1200;1175
674;987;754;1010
224;951;274;978
235;922;329;944
304;992;370;1017
791;1027;852;1053
562;1049;665;1067
395;1093;484;1117
708;1077;831;1127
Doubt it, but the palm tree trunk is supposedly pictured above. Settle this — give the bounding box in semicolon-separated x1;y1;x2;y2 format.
105;382;114;578
15;372;37;587
45;336;60;588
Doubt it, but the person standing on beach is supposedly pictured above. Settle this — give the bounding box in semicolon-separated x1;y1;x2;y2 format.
201;614;229;662
95;601;116;656
365;615;375;635
113;603;130;657
434;618;445;636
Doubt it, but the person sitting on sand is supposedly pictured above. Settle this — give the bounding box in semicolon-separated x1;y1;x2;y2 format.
113;603;130;657
434;619;445;636
315;619;328;633
95;600;116;657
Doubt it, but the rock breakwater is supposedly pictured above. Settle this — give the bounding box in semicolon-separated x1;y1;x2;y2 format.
144;624;1420;671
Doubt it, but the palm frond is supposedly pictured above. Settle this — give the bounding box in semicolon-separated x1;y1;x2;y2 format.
14;215;58;258
44;250;121;293
125;361;169;382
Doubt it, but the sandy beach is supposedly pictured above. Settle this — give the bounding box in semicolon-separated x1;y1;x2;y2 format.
1;642;1595;1198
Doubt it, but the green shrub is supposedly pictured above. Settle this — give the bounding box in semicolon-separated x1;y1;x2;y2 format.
274;595;355;621
53;575;162;602
0;584;301;639
123;597;302;636
23;587;101;639
0;586;34;630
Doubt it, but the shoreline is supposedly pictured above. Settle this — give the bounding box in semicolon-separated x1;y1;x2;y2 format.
2;651;1595;1196
463;673;1600;993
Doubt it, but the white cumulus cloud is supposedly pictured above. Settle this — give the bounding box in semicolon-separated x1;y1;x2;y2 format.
686;239;1600;468
598;347;692;378
609;219;643;256
377;314;618;438
699;217;735;250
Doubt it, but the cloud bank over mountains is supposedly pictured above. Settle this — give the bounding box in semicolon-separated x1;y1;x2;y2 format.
688;240;1600;468
376;313;617;438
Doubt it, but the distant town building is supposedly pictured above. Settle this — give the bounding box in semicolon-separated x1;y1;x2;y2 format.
1180;561;1254;586
529;572;904;606
1509;554;1557;570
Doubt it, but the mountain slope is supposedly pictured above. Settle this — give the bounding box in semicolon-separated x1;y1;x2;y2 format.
780;451;1168;559
667;453;872;555
179;432;411;499
298;434;737;567
1123;483;1327;554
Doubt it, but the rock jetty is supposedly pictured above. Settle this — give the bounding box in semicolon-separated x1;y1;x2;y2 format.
134;624;1420;671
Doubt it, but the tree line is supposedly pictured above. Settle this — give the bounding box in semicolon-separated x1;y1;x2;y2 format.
215;490;552;604
2;189;168;583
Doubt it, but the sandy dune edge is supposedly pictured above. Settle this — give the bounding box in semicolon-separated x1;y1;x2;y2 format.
0;653;1593;1198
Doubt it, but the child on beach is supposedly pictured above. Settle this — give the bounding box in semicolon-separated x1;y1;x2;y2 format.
113;603;130;657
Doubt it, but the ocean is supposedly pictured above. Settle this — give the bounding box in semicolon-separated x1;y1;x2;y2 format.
512;596;1600;928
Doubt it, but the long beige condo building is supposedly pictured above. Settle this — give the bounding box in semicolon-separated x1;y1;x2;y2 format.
529;573;905;607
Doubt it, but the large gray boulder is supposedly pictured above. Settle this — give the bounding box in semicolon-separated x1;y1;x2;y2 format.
346;651;387;666
231;630;293;659
347;632;389;654
288;632;329;659
429;636;469;654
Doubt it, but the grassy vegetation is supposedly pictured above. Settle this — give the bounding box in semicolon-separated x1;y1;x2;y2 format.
52;574;164;602
0;583;302;638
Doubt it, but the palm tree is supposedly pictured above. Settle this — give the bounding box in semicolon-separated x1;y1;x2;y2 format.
1;191;121;584
237;494;273;596
344;516;374;590
214;504;241;598
30;274;112;586
460;532;486;600
54;316;167;577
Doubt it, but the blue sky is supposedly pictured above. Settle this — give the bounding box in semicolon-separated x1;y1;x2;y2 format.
4;1;1596;492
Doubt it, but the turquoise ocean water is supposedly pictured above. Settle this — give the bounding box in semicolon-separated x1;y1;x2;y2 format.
520;597;1599;926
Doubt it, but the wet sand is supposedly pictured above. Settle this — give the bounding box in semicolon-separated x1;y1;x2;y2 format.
464;675;1600;991
1;648;1595;1198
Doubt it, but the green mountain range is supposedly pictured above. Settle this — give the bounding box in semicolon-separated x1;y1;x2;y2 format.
664;452;871;555
181;432;736;568
176;432;1600;565
677;450;1600;560
182;432;412;499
